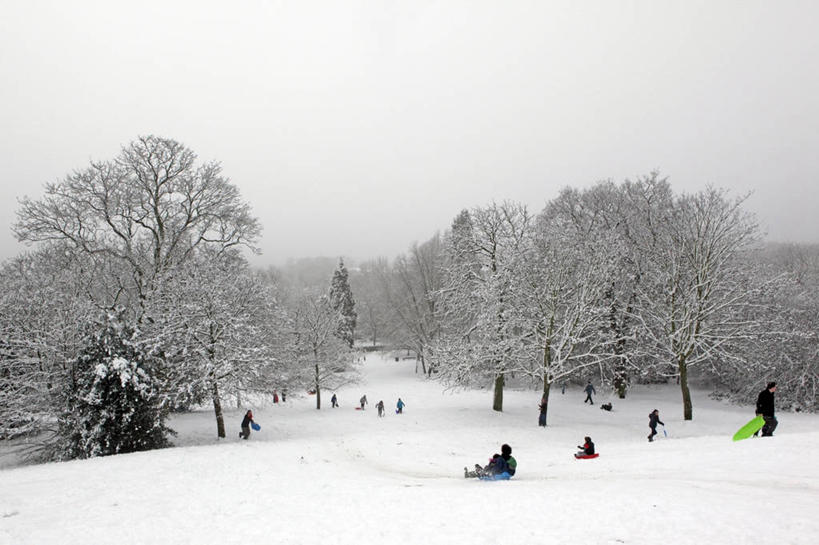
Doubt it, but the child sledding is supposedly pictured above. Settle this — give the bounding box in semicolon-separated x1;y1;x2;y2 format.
574;436;598;459
465;444;517;480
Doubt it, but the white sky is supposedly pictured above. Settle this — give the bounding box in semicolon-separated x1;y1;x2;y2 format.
1;0;817;267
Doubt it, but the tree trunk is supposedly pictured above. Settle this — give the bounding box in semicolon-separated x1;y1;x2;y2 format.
212;381;225;438
679;357;693;420
541;379;551;426
492;373;504;412
314;361;321;410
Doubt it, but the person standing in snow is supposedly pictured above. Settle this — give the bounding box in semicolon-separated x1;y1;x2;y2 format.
376;400;385;417
360;395;368;410
396;398;405;414
331;393;338;408
648;409;664;442
273;391;279;404
575;436;595;458
240;410;255;440
755;381;778;437
584;381;596;405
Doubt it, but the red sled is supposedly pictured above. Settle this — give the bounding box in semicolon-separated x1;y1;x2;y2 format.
355;407;363;410
574;453;599;460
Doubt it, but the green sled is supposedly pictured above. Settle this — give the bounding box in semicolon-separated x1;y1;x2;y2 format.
733;415;765;441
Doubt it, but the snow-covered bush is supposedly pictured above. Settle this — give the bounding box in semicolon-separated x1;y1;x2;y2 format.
55;312;174;460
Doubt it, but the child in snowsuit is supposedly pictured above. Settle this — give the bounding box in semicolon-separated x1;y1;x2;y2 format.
648;409;664;442
240;410;254;440
584;381;595;404
360;395;368;410
376;400;385;417
465;444;517;478
575;436;595;458
396;398;405;414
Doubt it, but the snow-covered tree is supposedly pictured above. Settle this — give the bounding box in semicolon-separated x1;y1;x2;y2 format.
375;234;444;375
433;203;532;411
147;250;287;438
13;135;261;319
329;259;357;348
289;292;357;409
635;187;761;420
55;311;174;460
508;210;618;425
0;248;94;442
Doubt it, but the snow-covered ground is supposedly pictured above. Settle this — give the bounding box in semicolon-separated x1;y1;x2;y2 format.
2;352;818;545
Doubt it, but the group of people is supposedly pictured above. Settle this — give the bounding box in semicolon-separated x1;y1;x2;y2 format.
465;443;518;479
328;394;406;417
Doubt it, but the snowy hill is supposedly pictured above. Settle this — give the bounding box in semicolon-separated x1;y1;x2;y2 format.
2;353;818;545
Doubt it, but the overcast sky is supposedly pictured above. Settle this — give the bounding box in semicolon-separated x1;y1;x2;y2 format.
1;0;817;267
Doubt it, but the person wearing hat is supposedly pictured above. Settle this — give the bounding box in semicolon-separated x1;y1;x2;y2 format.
755;382;778;437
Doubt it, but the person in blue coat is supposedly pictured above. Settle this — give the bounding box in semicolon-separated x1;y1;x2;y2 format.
396;398;405;414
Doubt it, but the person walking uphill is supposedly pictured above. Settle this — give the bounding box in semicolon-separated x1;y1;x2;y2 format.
360;395;368;410
756;382;778;437
240;410;255;440
648;409;664;442
584;381;596;405
331;393;338;408
396;398;405;414
376;400;385;417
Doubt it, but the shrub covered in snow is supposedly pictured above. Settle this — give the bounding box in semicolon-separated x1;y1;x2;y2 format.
55;312;174;460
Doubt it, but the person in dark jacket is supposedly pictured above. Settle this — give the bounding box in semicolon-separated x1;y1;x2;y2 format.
575;436;595;458
584;381;595;405
376;400;385;417
465;444;517;478
648;409;664;442
755;382;778;437
240;410;254;440
331;393;338;408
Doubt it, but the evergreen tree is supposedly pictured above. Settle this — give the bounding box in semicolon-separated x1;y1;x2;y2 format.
56;311;174;460
329;259;357;348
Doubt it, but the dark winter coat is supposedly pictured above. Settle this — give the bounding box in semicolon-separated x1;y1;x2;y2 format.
578;441;595;455
648;412;664;429
584;384;595;395
756;389;775;417
241;412;254;428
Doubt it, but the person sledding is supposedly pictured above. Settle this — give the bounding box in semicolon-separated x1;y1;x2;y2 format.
574;436;595;458
465;444;517;479
239;410;255;440
648;409;664;442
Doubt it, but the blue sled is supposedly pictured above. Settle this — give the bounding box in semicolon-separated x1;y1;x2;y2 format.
478;472;511;481
251;422;261;431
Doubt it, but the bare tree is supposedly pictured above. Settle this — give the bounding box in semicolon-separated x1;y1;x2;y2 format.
14;135;261;317
635;187;760;420
288;292;357;409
